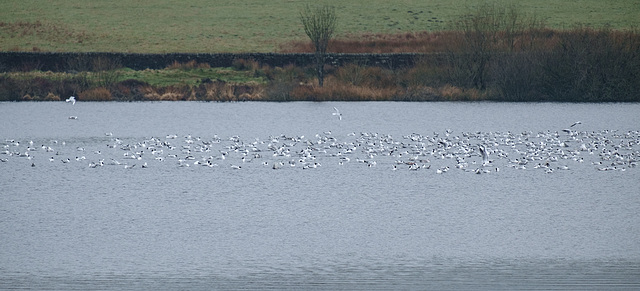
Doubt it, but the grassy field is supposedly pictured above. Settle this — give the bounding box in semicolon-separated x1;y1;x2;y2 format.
1;0;638;53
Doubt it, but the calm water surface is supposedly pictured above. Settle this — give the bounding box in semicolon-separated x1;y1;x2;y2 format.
1;102;639;290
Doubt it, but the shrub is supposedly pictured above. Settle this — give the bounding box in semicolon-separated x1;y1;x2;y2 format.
264;80;296;101
0;76;21;101
539;27;640;101
289;76;398;101
78;87;112;101
91;56;121;72
334;63;397;89
392;86;442;101
193;80;263;102
232;58;261;71
335;63;369;86
447;3;545;90
44;92;60;101
490;52;546;101
111;79;149;101
142;85;191;101
166;60;211;70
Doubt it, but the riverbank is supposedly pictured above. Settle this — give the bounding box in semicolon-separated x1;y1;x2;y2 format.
3;1;639;102
2;25;639;102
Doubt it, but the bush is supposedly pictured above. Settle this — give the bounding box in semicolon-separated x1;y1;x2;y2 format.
78;87;112;101
447;3;545;90
110;79;149;101
232;58;261;71
539;27;640;101
288;76;398;101
44;92;60;101
166;60;211;70
491;52;546;101
264;80;296;101
0;76;21;101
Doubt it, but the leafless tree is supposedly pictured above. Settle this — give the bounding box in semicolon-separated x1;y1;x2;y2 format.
300;4;337;87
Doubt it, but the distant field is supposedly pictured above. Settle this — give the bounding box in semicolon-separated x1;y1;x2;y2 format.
1;0;639;53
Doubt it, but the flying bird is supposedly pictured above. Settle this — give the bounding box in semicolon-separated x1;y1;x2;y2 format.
332;107;342;120
478;144;490;166
66;96;76;105
570;121;582;127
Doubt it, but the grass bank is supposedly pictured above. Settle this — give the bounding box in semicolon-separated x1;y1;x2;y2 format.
3;25;639;103
1;0;638;53
1;3;638;102
0;60;267;101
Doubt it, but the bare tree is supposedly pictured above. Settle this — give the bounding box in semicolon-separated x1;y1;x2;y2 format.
449;3;543;90
300;4;337;87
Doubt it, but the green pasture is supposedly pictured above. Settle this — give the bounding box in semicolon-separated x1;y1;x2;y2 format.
1;0;638;53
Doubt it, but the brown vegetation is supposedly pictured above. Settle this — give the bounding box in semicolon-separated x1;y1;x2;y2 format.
280;31;461;53
166;60;211;70
1;6;638;103
79;87;112;101
275;25;640;102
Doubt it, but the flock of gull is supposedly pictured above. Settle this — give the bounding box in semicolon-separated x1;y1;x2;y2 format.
1;100;638;174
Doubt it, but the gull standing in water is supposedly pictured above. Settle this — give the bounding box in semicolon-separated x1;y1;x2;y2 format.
66;96;76;105
332;107;342;120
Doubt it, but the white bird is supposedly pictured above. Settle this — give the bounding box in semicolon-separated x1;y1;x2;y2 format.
69;116;78;120
332;107;342;120
478;144;490;166
66;96;76;105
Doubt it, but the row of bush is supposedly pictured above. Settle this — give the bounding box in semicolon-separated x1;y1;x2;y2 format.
247;24;640;102
1;28;638;102
278;3;640;102
419;27;640;102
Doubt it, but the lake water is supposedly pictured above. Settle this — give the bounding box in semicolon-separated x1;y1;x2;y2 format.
1;101;639;290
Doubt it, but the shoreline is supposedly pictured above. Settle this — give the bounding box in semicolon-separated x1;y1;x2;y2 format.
2;28;639;103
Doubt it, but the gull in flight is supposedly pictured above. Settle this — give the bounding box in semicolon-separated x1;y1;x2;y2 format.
478;144;490;166
332;107;342;120
562;121;581;134
66;96;76;105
